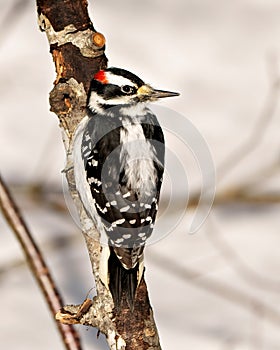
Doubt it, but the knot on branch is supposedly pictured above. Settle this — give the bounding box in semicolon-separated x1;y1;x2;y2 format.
49;78;87;136
38;14;105;58
56;299;93;325
92;32;106;48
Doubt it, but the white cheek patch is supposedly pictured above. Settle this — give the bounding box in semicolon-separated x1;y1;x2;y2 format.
88;92;106;114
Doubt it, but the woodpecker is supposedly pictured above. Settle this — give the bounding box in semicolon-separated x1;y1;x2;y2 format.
73;67;179;310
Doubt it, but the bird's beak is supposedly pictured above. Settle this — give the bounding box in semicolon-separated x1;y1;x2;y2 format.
150;89;180;99
137;85;180;100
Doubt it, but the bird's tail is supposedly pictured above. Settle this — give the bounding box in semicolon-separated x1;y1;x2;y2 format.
108;248;138;311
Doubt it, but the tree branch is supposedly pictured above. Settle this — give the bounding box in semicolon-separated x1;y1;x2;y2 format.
36;1;161;349
0;173;81;350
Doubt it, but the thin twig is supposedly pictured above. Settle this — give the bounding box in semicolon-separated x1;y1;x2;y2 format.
0;173;82;350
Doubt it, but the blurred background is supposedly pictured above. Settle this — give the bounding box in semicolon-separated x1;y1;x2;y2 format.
1;0;280;349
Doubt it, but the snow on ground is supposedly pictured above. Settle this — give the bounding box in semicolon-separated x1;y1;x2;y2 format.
0;0;280;349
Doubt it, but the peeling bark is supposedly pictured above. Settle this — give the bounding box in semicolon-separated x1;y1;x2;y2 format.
36;1;162;349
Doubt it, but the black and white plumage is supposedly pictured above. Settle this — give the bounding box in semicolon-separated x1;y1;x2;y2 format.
73;67;179;310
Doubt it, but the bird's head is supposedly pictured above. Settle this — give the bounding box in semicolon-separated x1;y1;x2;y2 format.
87;67;179;113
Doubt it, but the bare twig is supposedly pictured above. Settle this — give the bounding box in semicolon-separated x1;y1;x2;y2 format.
0;173;82;350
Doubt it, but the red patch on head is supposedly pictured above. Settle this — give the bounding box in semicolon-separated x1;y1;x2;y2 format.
94;70;108;84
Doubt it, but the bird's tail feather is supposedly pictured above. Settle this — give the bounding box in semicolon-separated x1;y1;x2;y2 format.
108;248;138;311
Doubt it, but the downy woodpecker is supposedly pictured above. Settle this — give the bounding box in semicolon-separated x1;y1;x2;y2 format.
73;67;179;310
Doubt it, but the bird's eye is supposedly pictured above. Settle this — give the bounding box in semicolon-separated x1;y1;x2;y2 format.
121;85;135;94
